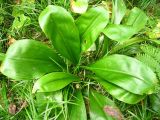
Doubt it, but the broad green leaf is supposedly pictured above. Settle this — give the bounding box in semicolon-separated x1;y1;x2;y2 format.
33;72;80;93
39;5;81;64
89;90;123;120
70;0;88;14
68;90;87;120
125;7;148;32
76;6;109;51
95;77;145;104
103;24;136;42
150;92;160;114
0;40;65;80
86;54;158;95
112;0;126;24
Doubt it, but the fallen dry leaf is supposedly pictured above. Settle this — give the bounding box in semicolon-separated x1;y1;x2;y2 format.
104;106;123;120
8;103;16;115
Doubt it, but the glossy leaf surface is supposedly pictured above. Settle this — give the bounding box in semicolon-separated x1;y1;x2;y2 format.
95;78;145;104
126;7;148;32
1;40;64;80
68;90;87;120
33;72;80;93
112;0;126;24
39;5;81;64
103;24;136;42
76;6;109;51
87;54;158;95
89;90;123;120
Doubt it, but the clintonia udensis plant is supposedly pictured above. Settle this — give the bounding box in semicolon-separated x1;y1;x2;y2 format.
0;0;159;119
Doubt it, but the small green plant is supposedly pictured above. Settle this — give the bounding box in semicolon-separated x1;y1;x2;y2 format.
0;0;159;119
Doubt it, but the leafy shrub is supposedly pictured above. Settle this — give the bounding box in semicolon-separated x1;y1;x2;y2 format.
0;0;158;119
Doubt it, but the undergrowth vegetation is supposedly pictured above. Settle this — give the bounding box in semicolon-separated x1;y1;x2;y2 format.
0;0;160;120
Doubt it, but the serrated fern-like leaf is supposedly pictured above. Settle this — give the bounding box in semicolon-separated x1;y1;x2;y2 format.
141;45;160;62
137;45;160;80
